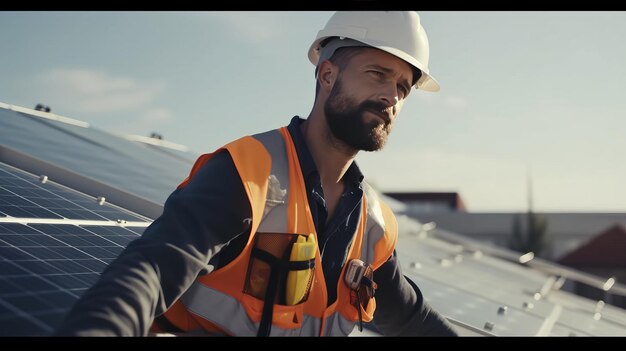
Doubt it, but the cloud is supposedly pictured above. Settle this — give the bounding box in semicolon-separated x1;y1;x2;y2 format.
196;12;285;44
39;68;165;114
113;107;174;138
142;108;172;123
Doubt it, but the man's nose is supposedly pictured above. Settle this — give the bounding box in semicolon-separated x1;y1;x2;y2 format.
378;84;399;108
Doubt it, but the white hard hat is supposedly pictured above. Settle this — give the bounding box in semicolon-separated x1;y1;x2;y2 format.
308;11;440;92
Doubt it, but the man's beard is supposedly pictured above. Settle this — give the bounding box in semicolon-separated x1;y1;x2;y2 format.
324;79;392;152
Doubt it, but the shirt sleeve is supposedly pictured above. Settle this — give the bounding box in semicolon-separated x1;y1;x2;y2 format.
373;250;459;336
54;151;252;336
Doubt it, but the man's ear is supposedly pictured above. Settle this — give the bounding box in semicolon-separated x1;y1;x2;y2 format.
317;60;337;90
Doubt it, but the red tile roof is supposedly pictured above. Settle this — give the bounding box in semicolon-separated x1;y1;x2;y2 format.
558;224;626;267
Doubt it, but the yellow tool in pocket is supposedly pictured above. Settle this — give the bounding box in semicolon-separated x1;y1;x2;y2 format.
285;233;316;305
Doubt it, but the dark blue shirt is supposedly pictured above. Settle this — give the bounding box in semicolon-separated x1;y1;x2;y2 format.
288;116;364;304
54;116;458;336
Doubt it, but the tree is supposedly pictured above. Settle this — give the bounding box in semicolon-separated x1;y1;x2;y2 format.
508;211;550;257
508;165;551;258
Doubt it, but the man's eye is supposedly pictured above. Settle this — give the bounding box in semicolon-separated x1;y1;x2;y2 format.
369;71;384;78
398;86;408;99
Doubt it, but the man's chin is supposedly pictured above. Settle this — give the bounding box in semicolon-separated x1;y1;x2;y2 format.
357;133;388;152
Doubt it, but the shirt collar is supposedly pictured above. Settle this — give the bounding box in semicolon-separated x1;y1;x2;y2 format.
286;116;364;186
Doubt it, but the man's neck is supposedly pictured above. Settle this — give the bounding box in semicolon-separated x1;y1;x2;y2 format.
300;116;356;187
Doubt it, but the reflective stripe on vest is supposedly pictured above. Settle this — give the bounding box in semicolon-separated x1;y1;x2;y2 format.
322;311;357;336
181;282;322;336
253;130;289;234
181;278;366;336
361;182;385;265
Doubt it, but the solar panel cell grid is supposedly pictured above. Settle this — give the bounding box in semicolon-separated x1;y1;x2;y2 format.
0;163;149;222
0;221;146;335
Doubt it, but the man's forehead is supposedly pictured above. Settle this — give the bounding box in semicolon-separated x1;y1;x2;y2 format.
352;48;414;78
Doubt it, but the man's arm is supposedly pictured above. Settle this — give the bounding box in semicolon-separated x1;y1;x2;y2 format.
373;251;458;336
54;151;252;336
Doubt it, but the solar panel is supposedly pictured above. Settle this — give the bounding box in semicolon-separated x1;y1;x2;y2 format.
0;161;152;335
0;162;150;222
0;222;147;336
406;271;549;335
395;225;626;336
0;107;194;206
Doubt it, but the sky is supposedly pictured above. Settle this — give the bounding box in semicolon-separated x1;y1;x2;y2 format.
1;11;626;213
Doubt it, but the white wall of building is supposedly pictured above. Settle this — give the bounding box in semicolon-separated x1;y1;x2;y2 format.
402;212;626;259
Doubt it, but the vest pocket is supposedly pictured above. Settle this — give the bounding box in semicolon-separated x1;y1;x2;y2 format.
244;232;315;305
243;232;316;335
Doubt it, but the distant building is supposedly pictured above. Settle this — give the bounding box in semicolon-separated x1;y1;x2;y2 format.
558;224;626;308
399;211;626;261
383;191;467;213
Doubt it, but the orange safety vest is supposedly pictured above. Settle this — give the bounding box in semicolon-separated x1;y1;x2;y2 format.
155;126;397;336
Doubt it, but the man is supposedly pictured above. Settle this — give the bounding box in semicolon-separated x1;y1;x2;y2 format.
55;11;457;336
